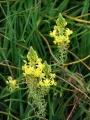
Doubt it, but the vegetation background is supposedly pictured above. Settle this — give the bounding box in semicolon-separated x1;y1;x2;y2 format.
0;0;90;120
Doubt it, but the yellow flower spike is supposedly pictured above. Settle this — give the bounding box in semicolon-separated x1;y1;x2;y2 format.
50;13;72;45
22;47;56;93
21;47;57;116
50;13;73;64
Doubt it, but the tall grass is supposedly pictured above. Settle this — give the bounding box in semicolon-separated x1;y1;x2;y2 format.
0;0;90;120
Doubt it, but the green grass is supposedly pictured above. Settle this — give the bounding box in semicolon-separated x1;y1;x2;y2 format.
0;0;90;120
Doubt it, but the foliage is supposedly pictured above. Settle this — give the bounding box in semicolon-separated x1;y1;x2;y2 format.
0;0;90;120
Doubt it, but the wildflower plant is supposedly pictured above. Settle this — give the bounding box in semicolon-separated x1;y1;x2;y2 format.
22;47;56;116
50;13;73;64
5;13;74;119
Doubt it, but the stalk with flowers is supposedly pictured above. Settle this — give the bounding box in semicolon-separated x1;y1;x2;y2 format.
22;47;56;116
50;13;73;64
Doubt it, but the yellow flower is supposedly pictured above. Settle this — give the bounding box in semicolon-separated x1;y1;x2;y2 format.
50;79;57;86
34;68;45;78
38;79;51;87
6;76;18;92
38;78;57;87
43;79;51;87
22;64;34;76
49;73;56;78
65;28;73;37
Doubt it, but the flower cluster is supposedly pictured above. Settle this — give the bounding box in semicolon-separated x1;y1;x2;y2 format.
6;76;18;92
22;47;56;89
50;13;73;64
22;47;56;116
50;13;73;46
